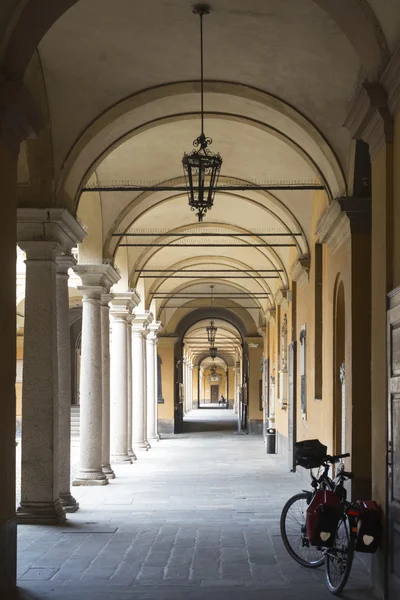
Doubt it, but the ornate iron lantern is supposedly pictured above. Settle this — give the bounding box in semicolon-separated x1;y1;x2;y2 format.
210;363;217;376
210;346;217;359
182;4;222;222
206;319;217;345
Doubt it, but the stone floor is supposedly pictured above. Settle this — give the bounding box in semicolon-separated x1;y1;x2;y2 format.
16;409;376;600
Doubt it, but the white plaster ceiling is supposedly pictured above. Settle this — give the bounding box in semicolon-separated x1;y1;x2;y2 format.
37;0;362;178
184;319;242;361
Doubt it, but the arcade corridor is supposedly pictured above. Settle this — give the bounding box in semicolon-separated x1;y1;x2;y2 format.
17;425;374;600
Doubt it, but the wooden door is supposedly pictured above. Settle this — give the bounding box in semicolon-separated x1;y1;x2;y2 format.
288;341;297;472
388;288;400;598
211;385;219;403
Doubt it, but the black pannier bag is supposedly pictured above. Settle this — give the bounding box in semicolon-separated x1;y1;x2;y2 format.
306;490;342;548
294;439;327;469
351;500;381;554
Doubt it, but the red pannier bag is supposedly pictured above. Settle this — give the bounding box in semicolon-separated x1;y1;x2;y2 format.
306;490;342;547
352;500;381;553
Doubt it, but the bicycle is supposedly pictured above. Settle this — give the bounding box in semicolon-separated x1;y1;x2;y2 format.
280;450;351;570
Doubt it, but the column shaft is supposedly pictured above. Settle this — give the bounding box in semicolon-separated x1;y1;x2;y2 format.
101;294;115;479
57;256;79;512
73;291;107;485
17;242;66;523
110;312;132;463
146;322;162;441
132;329;147;449
127;318;136;459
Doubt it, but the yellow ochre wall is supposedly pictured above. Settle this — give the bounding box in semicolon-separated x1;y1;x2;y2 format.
157;340;175;432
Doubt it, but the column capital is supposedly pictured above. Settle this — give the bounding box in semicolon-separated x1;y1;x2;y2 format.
74;263;120;295
132;310;153;334
101;293;114;307
56;253;76;276
18;208;86;253
109;292;139;319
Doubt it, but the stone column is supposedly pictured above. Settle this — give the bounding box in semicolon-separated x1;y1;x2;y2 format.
131;312;152;450
17;209;86;524
100;294;115;479
17;241;66;523
109;293;139;463
126;315;136;460
73;264;120;485
146;321;162;442
56;254;79;512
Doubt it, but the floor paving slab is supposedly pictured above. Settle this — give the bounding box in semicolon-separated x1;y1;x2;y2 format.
16;409;377;600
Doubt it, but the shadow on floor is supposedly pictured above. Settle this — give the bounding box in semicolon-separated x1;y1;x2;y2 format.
183;408;238;433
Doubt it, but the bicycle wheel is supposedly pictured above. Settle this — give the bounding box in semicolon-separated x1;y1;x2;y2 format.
325;514;355;594
280;492;325;568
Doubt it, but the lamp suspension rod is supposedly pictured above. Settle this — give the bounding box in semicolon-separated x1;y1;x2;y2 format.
199;7;205;137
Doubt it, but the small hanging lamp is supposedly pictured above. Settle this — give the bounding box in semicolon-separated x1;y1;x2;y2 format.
182;4;222;222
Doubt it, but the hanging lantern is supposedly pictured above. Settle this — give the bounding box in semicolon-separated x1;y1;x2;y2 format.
206;319;217;344
210;346;217;359
182;5;222;222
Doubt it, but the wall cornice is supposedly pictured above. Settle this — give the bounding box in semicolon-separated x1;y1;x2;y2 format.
315;197;371;255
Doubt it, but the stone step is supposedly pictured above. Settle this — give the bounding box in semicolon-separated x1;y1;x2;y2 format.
70;405;80;436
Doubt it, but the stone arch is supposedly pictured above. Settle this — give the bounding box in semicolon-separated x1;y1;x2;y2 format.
174;308;248;341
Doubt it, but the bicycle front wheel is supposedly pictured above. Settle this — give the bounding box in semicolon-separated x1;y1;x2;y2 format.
325;514;355;594
280;492;325;568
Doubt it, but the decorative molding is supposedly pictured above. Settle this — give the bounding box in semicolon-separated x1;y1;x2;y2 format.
0;79;44;154
290;256;310;290
315;197;371;255
344;82;393;160
17;208;87;252
265;308;276;325
274;288;292;311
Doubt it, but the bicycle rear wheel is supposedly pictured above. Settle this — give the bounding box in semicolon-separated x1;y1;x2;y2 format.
280;492;325;568
325;514;355;594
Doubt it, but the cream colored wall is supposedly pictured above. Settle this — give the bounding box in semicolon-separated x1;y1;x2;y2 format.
157;342;175;423
192;367;198;403
228;367;235;402
203;366;226;400
77;192;103;263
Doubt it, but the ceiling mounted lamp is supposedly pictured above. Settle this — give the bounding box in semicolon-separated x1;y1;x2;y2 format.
210;346;217;359
206;319;217;345
210;363;217;376
182;4;223;222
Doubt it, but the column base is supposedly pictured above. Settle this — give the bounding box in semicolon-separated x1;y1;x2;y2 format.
102;464;116;479
72;470;108;486
128;449;137;461
110;453;132;464
60;493;80;513
133;440;148;451
148;433;160;441
145;440;151;450
17;499;66;525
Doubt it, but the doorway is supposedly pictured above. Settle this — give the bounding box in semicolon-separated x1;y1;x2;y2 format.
210;385;219;403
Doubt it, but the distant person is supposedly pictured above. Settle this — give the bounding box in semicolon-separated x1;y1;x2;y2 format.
218;394;225;406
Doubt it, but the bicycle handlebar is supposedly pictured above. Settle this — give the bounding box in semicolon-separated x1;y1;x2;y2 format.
325;452;350;464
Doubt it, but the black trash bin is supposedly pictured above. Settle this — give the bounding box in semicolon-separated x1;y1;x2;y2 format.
265;428;276;454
